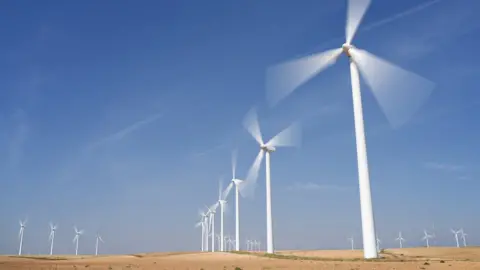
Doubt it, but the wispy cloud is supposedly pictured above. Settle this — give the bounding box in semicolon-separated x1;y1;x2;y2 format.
86;113;164;152
387;0;480;60
424;161;466;172
8;109;29;168
286;182;352;192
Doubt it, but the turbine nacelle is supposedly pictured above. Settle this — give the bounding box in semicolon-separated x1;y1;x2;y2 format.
342;43;354;58
219;199;227;205
232;179;243;185
260;144;276;153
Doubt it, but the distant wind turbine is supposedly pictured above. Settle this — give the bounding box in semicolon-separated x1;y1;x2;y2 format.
73;226;84;256
347;236;354;250
242;107;301;254
206;202;219;252
18;219;27;256
217;178;229;252
376;236;381;252
221;149;247;251
195;211;208;252
395;232;405;248
48;223;58;255
422;229;434;248
460;229;468;247
451;229;461;248
95;233;104;256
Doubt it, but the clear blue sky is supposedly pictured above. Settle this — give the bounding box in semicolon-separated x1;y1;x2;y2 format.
0;0;479;255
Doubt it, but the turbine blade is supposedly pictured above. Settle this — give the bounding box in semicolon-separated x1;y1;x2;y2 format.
218;178;223;201
346;0;371;44
266;48;342;107
232;149;237;180
99;236;104;243
350;48;435;129
242;108;264;145
266;122;301;148
222;182;234;201
239;149;265;198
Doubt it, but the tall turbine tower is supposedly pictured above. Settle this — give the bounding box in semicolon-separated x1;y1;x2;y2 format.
395;232;405;248
451;229;461;248
265;0;435;259
48;223;58;256
73;226;84;256
242;108;301;254
422;229;434;248
95;233;104;256
18;219;27;256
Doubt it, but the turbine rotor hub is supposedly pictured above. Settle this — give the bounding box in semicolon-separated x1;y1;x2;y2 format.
260;144;276;153
342;43;354;57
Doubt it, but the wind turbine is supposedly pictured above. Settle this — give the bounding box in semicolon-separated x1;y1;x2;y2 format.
376;236;381;252
395;232;405;248
221;150;247;251
216;178;230;252
95;233;104;256
348;236;354;250
195;212;207;252
422;229;434;248
460;229;468;247
73;226;84;256
206;203;219;252
48;223;58;256
18;219;27;256
265;0;435;259
242;108;301;254
451;229;461;248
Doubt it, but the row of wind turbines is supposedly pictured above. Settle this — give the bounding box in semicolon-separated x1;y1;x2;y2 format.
347;229;469;251
16;220;104;256
194;0;438;259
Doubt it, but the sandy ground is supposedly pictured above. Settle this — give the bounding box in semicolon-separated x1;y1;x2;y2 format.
1;247;480;269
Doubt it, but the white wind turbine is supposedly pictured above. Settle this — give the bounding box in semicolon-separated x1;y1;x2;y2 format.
376;236;381;252
460;229;468;247
395;232;405;248
48;223;58;256
422;229;434;248
195;211;208;252
73;226;84;256
18;219;27;256
95;233;104;256
265;0;435;259
206;202;220;252
221;150;248;251
451;229;461;248
216;178;230;252
347;236;354;250
242;108;301;254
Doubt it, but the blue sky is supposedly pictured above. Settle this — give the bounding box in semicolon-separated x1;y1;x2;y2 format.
0;0;479;255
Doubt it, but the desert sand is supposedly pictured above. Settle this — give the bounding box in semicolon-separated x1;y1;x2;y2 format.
1;247;480;269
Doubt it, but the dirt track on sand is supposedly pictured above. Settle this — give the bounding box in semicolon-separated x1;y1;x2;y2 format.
1;247;480;269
